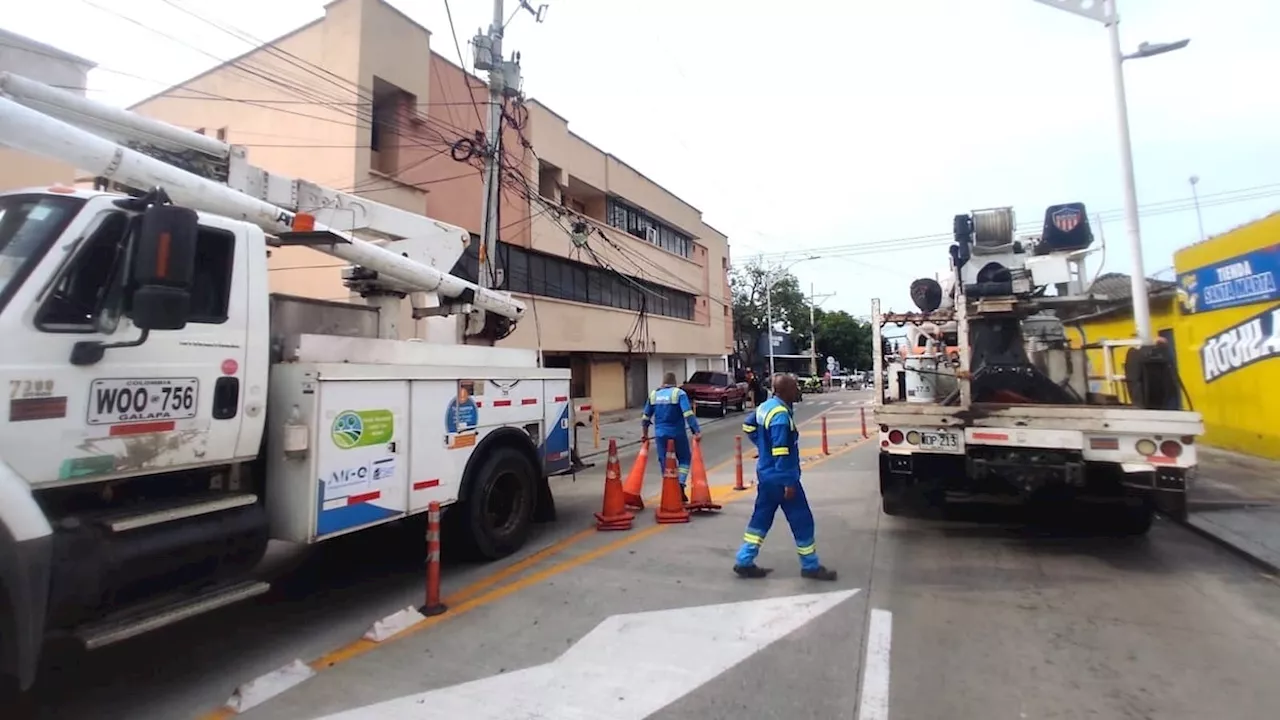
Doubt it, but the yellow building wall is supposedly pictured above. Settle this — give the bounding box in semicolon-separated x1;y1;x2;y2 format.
1065;301;1177;399
1173;213;1280;459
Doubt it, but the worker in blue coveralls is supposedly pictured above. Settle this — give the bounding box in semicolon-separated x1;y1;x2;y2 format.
641;372;701;504
734;373;837;580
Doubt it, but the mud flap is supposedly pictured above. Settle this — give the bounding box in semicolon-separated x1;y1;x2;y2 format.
1153;466;1190;521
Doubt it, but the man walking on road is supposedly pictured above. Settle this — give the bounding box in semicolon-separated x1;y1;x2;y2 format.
734;374;837;581
641;372;701;503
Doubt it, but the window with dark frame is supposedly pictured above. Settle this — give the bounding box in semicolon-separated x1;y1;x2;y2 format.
604;197;693;259
448;236;695;321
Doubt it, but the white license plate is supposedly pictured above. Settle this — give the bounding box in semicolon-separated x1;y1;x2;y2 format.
88;378;200;425
920;431;959;450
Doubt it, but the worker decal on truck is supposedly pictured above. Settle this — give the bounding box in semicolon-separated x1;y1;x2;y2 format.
330;409;394;449
1201;304;1280;383
446;380;480;449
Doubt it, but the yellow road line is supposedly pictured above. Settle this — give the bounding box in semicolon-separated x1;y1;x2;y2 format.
199;429;868;718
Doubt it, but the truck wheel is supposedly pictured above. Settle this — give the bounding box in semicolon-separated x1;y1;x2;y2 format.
459;445;537;560
716;399;728;417
1113;500;1155;536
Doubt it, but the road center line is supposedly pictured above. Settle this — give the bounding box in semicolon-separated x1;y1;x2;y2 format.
857;608;893;720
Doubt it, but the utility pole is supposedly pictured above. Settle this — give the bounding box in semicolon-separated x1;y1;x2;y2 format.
1190;175;1205;242
470;0;547;337
808;282;834;376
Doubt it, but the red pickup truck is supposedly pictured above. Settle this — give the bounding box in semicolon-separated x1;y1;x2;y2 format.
681;371;748;417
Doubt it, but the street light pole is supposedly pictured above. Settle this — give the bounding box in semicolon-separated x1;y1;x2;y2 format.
1030;0;1190;346
1190;175;1205;242
1104;5;1153;344
763;255;818;380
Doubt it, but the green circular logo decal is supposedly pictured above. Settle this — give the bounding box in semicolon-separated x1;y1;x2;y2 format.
331;411;364;449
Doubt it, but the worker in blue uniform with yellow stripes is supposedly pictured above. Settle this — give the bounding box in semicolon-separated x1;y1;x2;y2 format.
734;373;837;580
641;372;701;503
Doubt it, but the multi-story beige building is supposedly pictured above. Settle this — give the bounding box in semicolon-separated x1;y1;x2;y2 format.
128;0;733;413
0;28;95;191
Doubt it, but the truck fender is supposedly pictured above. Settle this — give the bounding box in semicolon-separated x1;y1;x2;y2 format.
0;458;53;690
458;427;543;498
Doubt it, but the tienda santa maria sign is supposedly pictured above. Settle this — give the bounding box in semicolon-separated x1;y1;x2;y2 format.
1178;243;1280;315
1201;304;1280;383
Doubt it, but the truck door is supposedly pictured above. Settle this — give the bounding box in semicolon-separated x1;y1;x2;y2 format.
1;204;251;487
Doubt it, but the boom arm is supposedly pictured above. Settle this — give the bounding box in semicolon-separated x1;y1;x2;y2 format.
0;73;524;323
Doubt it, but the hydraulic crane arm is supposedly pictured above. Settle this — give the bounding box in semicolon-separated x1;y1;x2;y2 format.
0;72;524;323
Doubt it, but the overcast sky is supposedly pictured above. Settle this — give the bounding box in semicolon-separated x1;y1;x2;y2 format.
5;0;1279;316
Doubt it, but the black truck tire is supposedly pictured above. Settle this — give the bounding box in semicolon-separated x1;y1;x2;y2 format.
457;445;537;560
1113;500;1155;537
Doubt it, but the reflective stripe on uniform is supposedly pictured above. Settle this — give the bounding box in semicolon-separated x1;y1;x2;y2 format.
742;423;757;432
743;532;764;545
771;447;790;456
683;410;695;417
797;544;816;555
764;406;788;426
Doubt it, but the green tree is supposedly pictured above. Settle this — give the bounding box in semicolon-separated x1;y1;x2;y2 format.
730;258;811;369
812;308;873;372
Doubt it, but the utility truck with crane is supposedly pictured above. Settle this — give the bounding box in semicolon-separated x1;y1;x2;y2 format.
0;73;575;692
872;204;1202;532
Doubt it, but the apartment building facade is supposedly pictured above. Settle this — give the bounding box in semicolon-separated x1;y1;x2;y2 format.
0;28;95;191
128;0;733;413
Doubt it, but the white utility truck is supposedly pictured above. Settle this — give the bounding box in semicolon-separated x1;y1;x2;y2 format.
0;73;574;691
873;205;1203;532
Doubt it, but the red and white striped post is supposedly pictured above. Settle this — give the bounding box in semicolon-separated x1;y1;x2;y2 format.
420;501;447;617
733;436;746;491
821;416;830;455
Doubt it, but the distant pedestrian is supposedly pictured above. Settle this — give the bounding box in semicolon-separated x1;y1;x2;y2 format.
641;372;701;503
734;374;836;581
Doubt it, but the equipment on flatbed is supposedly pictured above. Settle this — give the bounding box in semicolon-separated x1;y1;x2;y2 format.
0;74;572;692
872;202;1203;533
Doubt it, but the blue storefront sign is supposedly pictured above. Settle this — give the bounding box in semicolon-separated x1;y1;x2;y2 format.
1178;243;1280;314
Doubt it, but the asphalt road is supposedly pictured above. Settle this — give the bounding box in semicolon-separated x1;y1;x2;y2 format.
18;388;1280;719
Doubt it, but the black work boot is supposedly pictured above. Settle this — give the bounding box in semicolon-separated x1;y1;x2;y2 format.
801;566;838;581
733;564;773;579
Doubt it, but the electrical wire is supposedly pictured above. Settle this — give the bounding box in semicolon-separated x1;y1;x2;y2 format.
442;0;488;132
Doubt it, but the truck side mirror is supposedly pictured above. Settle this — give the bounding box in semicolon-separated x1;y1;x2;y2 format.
131;205;198;330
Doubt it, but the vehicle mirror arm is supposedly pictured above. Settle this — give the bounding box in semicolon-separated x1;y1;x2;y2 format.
70;329;150;366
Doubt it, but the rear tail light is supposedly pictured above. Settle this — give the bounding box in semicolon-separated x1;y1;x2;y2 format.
888;429;904;445
1135;439;1157;456
1181;435;1196;445
906;431;921;445
1160;440;1183;458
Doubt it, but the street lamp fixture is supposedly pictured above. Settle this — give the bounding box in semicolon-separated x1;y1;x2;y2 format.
765;255;819;379
1030;0;1190;345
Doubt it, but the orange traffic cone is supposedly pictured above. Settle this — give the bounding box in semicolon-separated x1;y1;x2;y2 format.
622;438;649;511
684;437;722;513
595;439;634;531
654;439;691;524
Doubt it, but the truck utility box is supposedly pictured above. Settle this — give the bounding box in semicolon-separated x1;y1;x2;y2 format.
266;336;571;543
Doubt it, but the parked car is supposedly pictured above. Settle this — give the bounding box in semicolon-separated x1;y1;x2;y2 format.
682;371;748;417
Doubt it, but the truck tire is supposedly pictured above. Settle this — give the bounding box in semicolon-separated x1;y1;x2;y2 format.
1113;500;1155;537
717;398;728;417
458;445;537;560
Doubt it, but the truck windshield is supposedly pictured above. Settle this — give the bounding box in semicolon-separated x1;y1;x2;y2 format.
0;193;85;313
688;371;728;385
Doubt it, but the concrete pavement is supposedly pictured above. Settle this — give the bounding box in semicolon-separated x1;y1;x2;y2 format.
1186;446;1280;571
24;387;1280;719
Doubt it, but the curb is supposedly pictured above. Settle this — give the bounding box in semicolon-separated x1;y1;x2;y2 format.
1171;513;1280;575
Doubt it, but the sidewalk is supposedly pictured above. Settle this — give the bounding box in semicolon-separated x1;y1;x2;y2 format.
1186;446;1280;571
